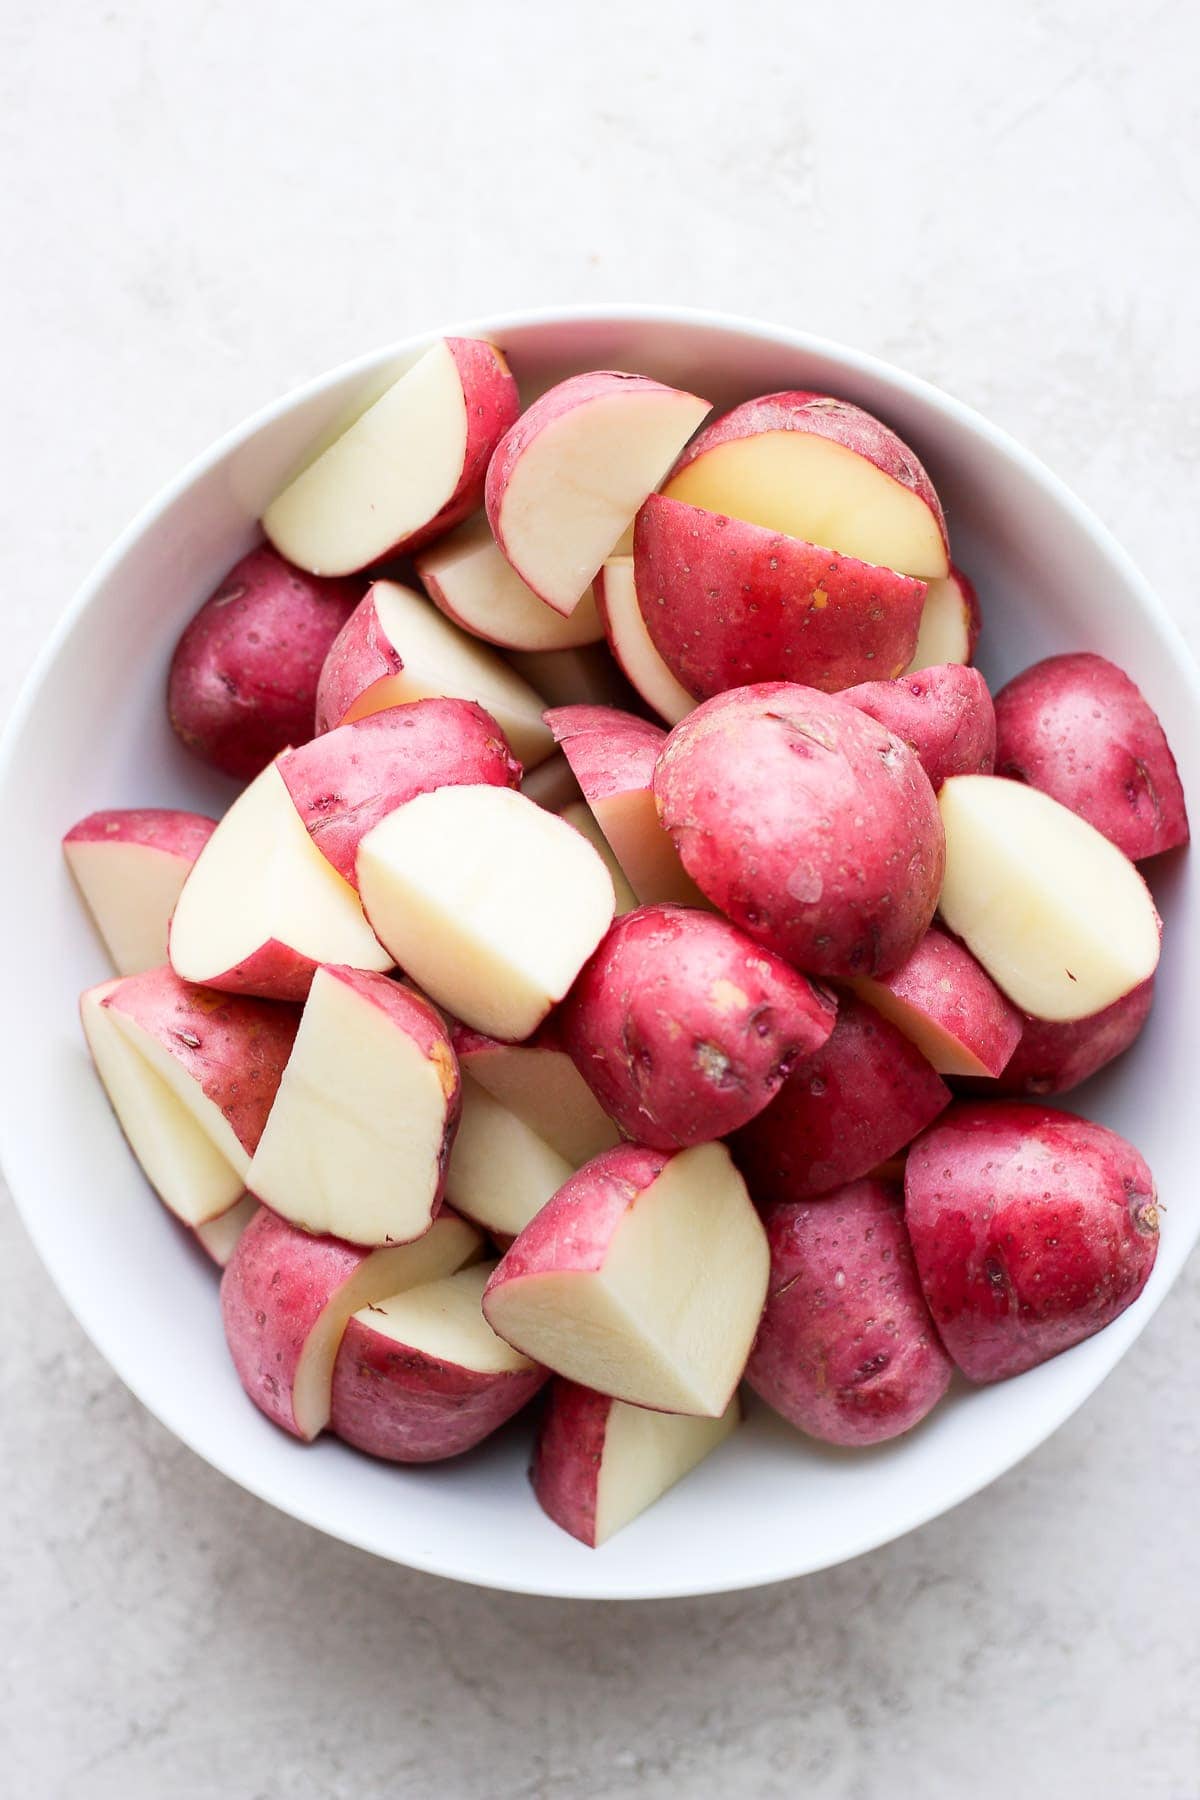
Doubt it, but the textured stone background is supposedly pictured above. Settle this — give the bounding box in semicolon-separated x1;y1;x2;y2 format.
3;2;1198;1794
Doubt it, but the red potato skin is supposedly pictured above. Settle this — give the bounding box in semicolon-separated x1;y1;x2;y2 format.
851;925;1022;1078
745;1180;953;1446
484;1144;670;1301
953;567;983;662
653;683;945;978
313;585;403;736
668;391;949;562
993;652;1189;860
168;547;361;779
329;1315;547;1463
905;1103;1159;1382
64;807;216;860
633;494;926;698
732;993;951;1205
544;703;665;801
529;1380;613;1546
102;965;298;1158
959;978;1155;1098
840;664;996;789
559;903;837;1148
170;935;339;1007
278;698;520;884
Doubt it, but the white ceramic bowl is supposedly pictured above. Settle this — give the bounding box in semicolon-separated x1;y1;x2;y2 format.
2;306;1196;1600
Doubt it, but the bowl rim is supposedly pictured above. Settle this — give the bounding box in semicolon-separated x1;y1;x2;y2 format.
3;301;1197;1600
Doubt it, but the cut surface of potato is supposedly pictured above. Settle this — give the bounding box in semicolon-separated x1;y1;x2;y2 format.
418;516;604;651
594;556;695;726
63;810;215;976
193;1194;259;1266
444;1076;575;1237
905;568;977;670
455;1035;620;1166
596;1393;739;1543
355;1263;534;1376
559;803;638;914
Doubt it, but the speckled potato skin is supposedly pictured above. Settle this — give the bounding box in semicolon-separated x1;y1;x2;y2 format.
904;1102;1159;1382
960;978;1155;1097
64;807;217;860
841;664;996;789
278;698;520;883
993;652;1188;860
745;1179;953;1446
732;993;950;1205
544;703;665;801
529;1379;613;1546
560;903;836;1148
330;1314;546;1464
168;547;361;778
853;925;1022;1077
633;494;926;698
102;964;299;1158
484;1144;669;1295
652;683;945;977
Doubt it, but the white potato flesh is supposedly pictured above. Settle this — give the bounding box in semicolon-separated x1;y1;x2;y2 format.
485;1143;769;1416
559;804;638;914
344;582;553;767
905;572;972;671
459;1042;620;1166
293;1213;484;1439
664;431;949;579
193;1194;259;1266
169;763;391;987
591;788;707;908
938;775;1161;1021
497;387;712;614
419;517;604;651
247;968;453;1246
262;340;472;575
445;1076;575;1236
64;841;192;976
357;786;615;1041
595;1394;740;1544
81;983;243;1225
107;1010;253;1179
598;557;695;726
354;1263;534;1376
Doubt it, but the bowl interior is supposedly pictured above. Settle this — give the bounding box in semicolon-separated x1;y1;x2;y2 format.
2;307;1196;1600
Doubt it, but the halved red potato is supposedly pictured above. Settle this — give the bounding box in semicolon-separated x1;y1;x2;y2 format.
593;556;695;726
905;566;980;671
972;978;1155;1097
193;1193;259;1267
840;663;996;789
63;808;216;976
848;925;1021;1077
452;1021;620;1166
444;1075;576;1238
416;516;604;651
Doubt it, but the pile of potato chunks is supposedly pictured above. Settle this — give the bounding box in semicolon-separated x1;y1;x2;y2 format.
65;337;1187;1548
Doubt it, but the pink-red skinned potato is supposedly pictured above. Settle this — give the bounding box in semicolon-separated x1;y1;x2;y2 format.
848;924;1022;1078
653;683;945;977
278;698;519;884
841;664;996;789
559;903;836;1148
960;978;1155;1097
167;546;360;780
905;1102;1159;1381
662;391;950;580
993;652;1188;860
745;1179;953;1446
633;494;926;697
63;807;217;976
732;993;951;1205
906;566;981;671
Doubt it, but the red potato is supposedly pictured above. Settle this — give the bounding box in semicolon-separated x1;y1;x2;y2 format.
546;704;706;907
732;993;951;1206
82;969;297;1224
558;802;638;913
993;652;1188;860
330;1262;547;1463
663;391;949;579
633;494;926;698
486;371;712;616
483;1141;768;1416
416;516;604;652
508;642;639;711
593;556;697;727
444;1076;576;1238
220;1206;483;1439
520;753;582;813
560;904;836;1149
193;1193;258;1267
531;1380;740;1547
356;784;615;1042
263;338;519;574
247;968;460;1247
973;978;1155;1097
169;760;391;1003
906;566;981;671
277;698;519;886
313;580;553;768
167;546;360;780
653;684;945;978
746;1180;953;1446
63;807;216;976
938;774;1162;1021
452;1021;621;1166
848;925;1022;1078
905;1102;1159;1381
840;663;996;789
